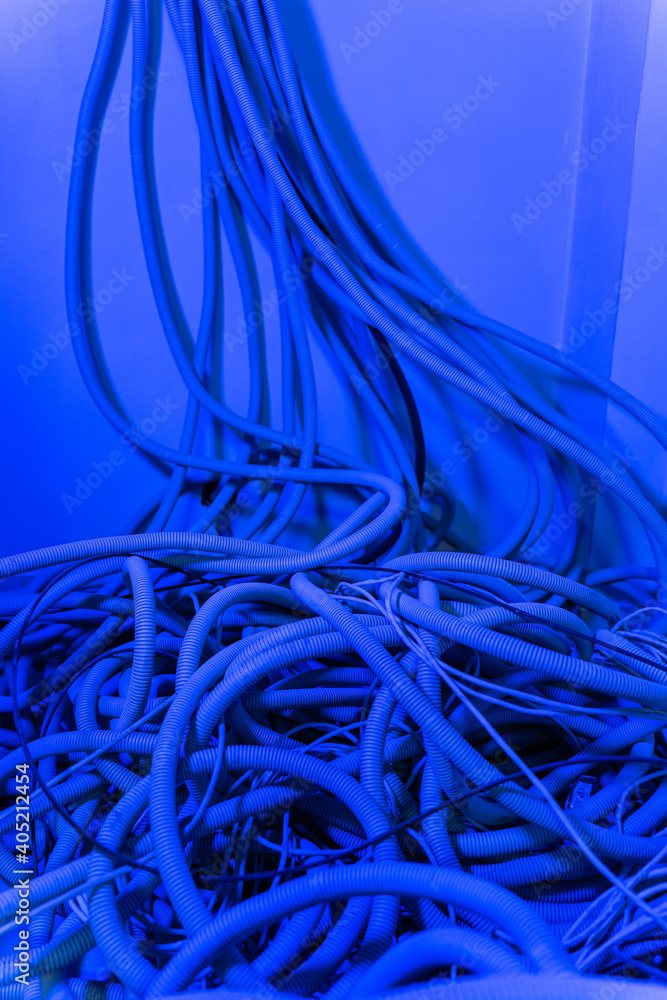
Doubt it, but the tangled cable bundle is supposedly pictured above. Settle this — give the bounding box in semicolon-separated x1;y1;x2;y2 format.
4;0;667;997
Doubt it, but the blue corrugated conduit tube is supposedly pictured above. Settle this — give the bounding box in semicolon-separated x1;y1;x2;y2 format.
3;0;667;996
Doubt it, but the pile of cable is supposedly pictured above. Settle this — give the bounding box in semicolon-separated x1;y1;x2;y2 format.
3;558;667;998
3;0;667;996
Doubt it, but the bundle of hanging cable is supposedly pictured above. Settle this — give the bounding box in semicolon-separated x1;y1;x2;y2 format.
5;0;667;997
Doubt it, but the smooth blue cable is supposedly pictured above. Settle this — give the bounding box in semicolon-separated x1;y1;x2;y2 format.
256;178;317;543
